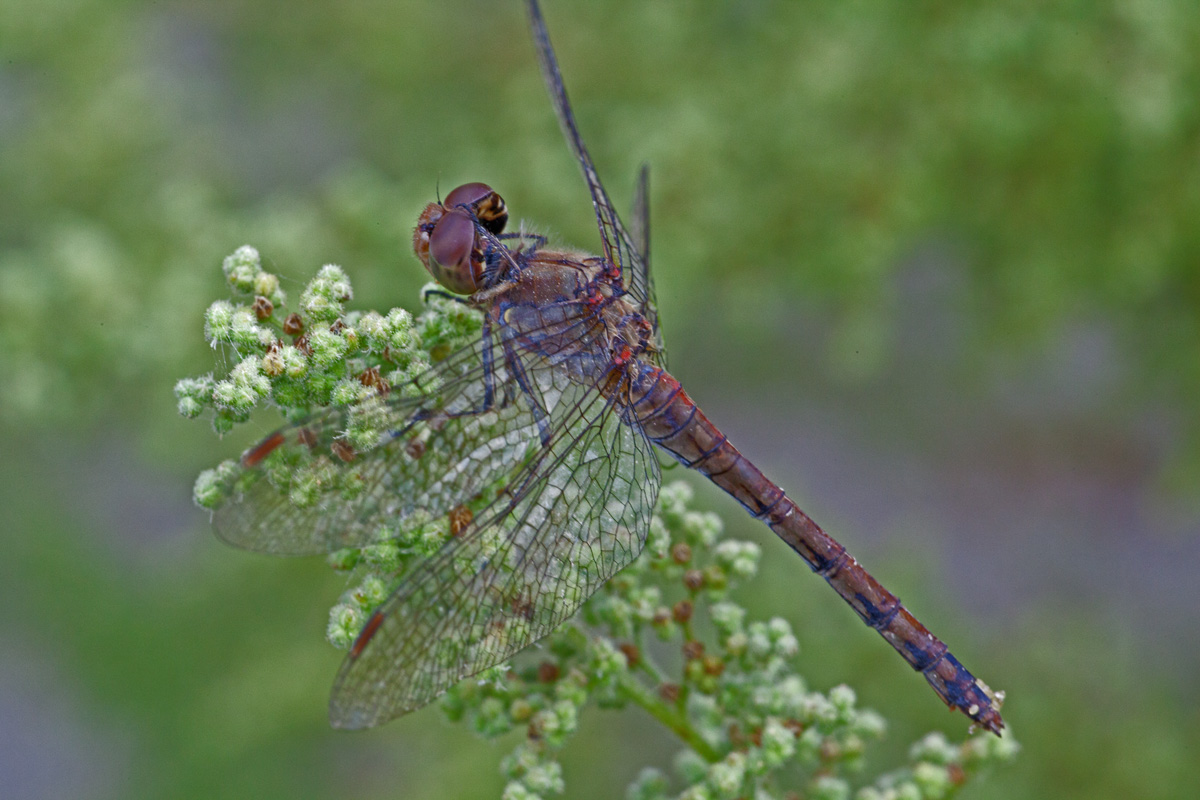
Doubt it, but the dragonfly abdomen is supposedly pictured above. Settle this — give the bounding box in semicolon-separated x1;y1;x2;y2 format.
628;363;1004;734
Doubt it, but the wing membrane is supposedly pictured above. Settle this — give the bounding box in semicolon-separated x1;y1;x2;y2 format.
631;163;650;267
527;0;661;338
212;307;607;555
330;366;660;728
628;163;665;363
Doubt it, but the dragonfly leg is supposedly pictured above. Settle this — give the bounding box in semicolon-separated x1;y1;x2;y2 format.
501;333;552;446
389;316;503;444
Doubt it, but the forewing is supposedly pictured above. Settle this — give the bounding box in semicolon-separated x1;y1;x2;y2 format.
328;369;660;728
526;0;661;337
211;310;605;555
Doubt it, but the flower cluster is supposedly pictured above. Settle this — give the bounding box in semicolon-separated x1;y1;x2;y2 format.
433;481;1017;800
175;244;480;441
180;249;1017;800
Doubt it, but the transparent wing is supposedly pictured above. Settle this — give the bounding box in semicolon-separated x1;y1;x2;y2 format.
527;0;663;358
330;365;661;728
631;163;650;268
212;307;609;555
628;163;665;364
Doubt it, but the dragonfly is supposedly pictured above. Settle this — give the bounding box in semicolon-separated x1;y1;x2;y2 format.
214;0;1003;734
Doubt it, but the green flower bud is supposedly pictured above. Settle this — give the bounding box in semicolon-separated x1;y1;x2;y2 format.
280;345;307;377
851;709;887;740
331;377;373;406
499;782;538;800
225;306;269;350
760;717;796;767
521;760;564;796
253;271;285;306
909;732;955;764
767;617;799;657
681;510;722;548
553;672;588;707
709;602;746;638
714;540;760;579
211;411;237;436
360;542;403;573
352;575;390;610
361;307;420;357
192;459;239;509
174;375;215;405
706;751;746;799
315;264;351;293
306;328;349;370
326;548;361;571
176;395;203;418
808;775;849;800
260;348;285;376
829;684;857;720
203;300;236;343
674;749;709;785
474;696;514;738
795;726;822;762
627;768;669;800
300;264;353;321
912;761;952;799
326;603;364;650
221;245;262;294
509;697;534;723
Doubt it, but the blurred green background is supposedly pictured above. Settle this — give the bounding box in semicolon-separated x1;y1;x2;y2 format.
2;0;1198;797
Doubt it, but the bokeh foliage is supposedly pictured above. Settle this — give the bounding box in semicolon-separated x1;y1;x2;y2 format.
1;1;1197;799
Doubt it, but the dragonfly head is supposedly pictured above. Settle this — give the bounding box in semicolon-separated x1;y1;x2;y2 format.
413;183;508;295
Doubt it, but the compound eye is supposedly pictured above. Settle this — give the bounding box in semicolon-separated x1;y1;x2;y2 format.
445;182;493;208
445;182;508;235
428;209;481;294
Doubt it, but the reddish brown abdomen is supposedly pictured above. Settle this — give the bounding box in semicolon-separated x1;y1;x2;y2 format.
627;363;1003;733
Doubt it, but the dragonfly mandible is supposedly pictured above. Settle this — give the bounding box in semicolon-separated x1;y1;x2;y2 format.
214;0;1004;734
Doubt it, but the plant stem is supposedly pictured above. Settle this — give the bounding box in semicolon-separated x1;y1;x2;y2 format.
615;668;722;763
